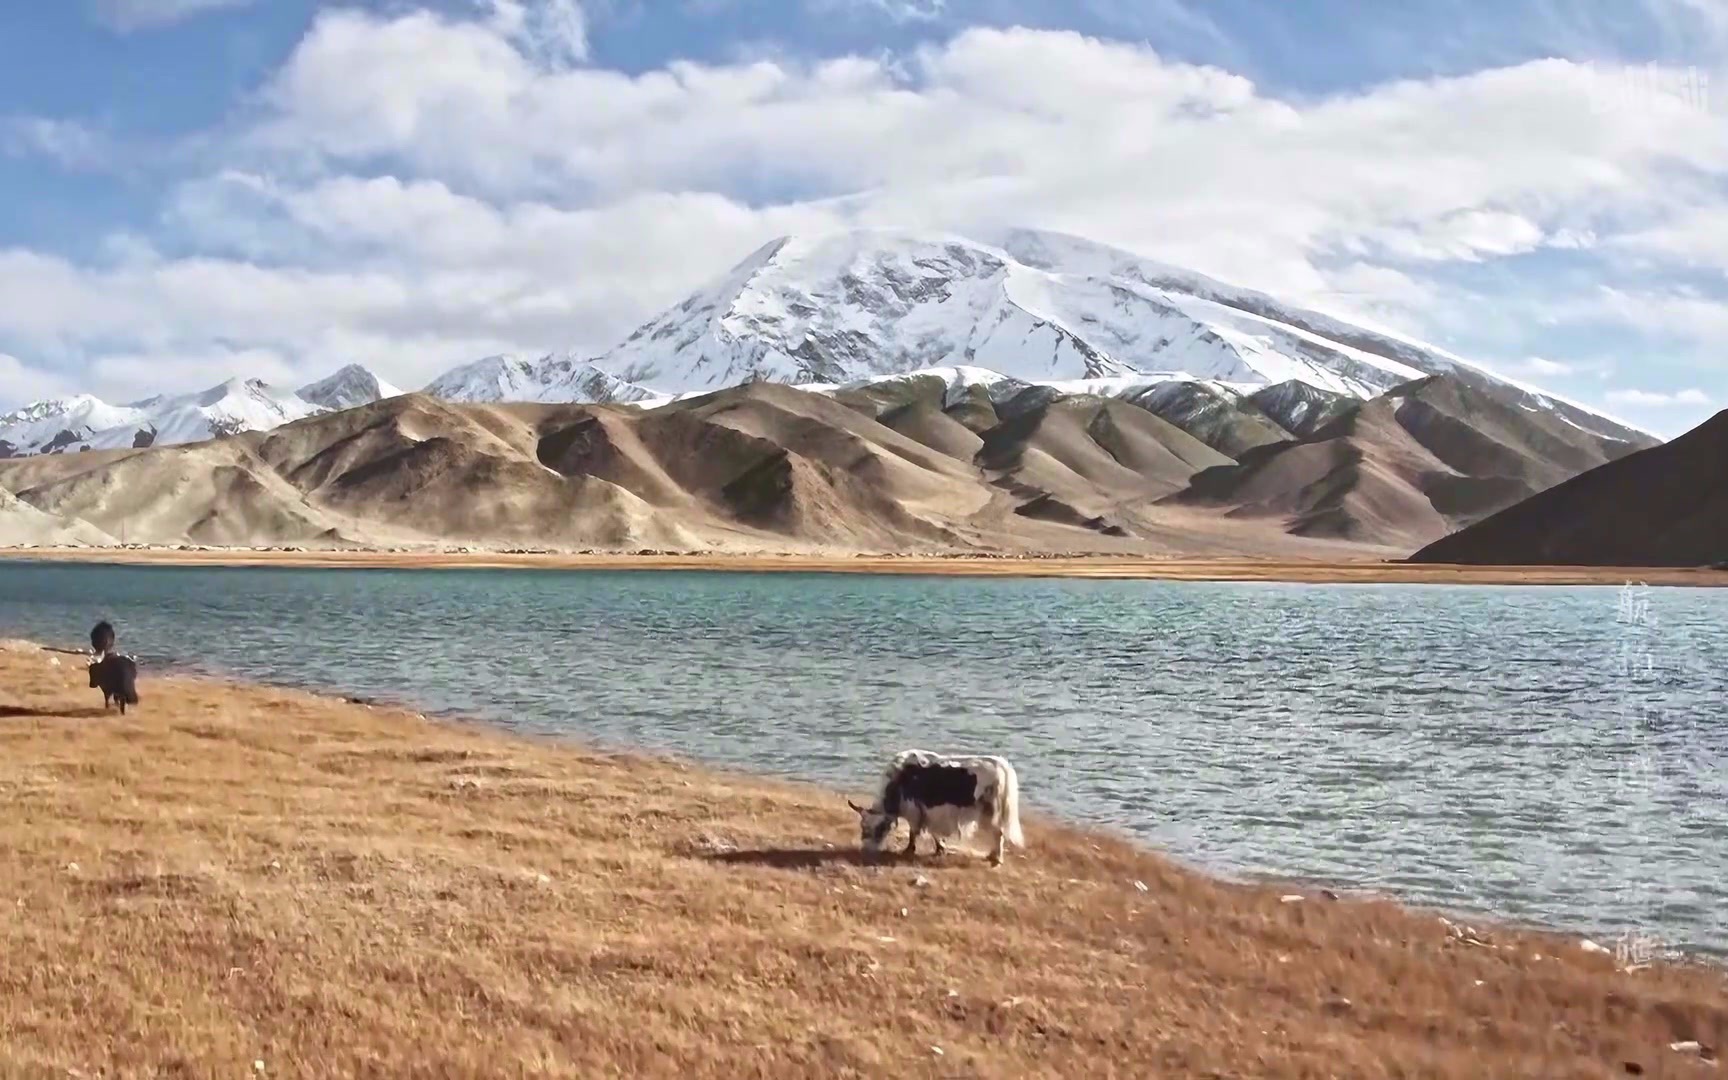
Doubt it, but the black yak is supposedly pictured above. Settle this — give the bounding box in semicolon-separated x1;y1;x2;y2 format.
88;653;140;713
87;620;139;714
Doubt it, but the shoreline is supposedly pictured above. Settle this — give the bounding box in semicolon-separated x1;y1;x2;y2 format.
3;639;1725;1075
30;638;1716;961
5;545;1728;587
64;645;1728;966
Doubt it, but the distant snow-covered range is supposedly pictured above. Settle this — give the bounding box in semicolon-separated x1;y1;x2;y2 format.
0;227;1652;459
0;365;402;459
422;352;662;405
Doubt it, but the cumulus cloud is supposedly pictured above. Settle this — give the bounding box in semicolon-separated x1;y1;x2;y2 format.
5;4;1728;405
243;11;1728;278
90;0;255;32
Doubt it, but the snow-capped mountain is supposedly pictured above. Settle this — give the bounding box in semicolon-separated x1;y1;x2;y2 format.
584;226;1649;444
0;227;1654;462
298;364;404;410
422;352;662;405
595;231;1147;392
0;368;395;459
0;395;148;457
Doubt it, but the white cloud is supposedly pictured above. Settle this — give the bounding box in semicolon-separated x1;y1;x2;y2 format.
807;0;946;23
244;13;1728;286
0;178;839;399
0;354;73;413
1;117;110;170
1640;0;1728;56
1613;204;1728;271
89;346;301;397
1352;210;1549;263
482;0;589;67
91;0;255;32
1480;352;1624;384
1512;356;1577;377
1604;387;1711;406
1578;285;1728;342
7;6;1728;408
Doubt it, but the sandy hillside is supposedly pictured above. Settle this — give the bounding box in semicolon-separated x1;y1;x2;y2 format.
0;486;114;547
0;374;1648;558
1;639;1724;1077
1412;409;1728;567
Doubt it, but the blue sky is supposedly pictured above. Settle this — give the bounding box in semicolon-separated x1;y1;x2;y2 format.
2;0;1727;435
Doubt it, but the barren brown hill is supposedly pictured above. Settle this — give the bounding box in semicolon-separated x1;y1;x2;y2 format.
877;399;988;460
0;376;1654;558
0;389;992;554
1170;403;1490;547
0;386;1371;558
1387;375;1642;490
944;383;1005;435
977;395;1231;497
1121;380;1295;457
1247;380;1360;438
2;639;1725;1077
1167;376;1651;548
1411;409;1728;567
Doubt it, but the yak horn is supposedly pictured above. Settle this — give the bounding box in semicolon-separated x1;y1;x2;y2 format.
846;799;867;815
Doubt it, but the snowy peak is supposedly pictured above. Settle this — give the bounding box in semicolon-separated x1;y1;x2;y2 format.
422;354;549;403
1;372;337;458
0;394;144;440
597;228;1146;393
584;226;1648;445
297;365;404;411
421;352;661;405
147;377;325;443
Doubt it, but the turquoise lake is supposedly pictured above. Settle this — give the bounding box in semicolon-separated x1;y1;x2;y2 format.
2;561;1723;956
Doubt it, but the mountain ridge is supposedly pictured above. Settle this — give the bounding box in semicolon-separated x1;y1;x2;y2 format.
0;372;1663;556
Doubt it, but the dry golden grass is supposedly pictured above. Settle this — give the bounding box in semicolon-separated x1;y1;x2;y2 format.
1;641;1724;1078
6;546;1728;587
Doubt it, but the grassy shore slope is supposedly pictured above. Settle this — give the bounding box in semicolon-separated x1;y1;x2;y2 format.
1;641;1723;1077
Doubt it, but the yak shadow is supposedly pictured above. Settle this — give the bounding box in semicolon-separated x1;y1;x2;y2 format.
702;846;971;871
703;847;873;870
0;705;111;719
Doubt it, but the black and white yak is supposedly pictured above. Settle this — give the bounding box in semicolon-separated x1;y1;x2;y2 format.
87;620;139;714
848;749;1025;866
